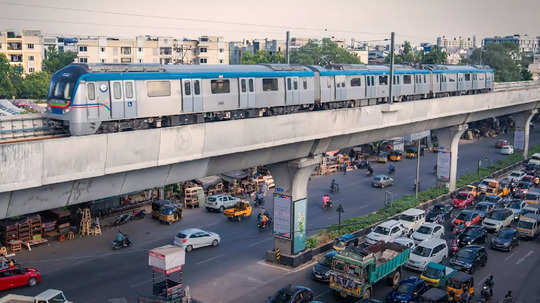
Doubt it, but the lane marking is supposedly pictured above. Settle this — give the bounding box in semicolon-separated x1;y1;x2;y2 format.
516;250;534;265
248;238;272;248
314;289;330;299
196;254;225;265
504;252;516;262
246;276;265;285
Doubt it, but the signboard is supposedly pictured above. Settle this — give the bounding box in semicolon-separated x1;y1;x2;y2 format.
273;193;292;239
405;130;431;142
293;199;307;254
437;151;451;180
392;137;404;152
514;129;525;150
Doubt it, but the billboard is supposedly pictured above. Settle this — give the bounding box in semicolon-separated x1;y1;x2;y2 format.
293;199;307;254
437;151;451;180
273;193;292;239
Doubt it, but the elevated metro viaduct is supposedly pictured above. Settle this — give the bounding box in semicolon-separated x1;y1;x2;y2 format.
1;84;539;256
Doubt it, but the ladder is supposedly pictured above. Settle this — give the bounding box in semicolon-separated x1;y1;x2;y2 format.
79;208;92;236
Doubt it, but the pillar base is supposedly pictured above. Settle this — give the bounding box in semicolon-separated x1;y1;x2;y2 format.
434;124;468;192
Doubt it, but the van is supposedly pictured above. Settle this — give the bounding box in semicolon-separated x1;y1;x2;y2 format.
399;208;426;235
406;238;448;271
524;192;540;205
516;213;540;239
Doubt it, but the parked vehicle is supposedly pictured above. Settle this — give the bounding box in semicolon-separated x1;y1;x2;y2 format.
398;208;426;235
425;204;452;223
500;145;514;155
392;237;416;249
506;199;527;220
174;228;220;252
366;220;404;244
159;204;183;224
418;287;449;303
333;233;359;251
113;213;134;226
420;262;456;288
452;210;482;228
453;192;475;209
410;223;444;245
474;202;496;219
266;285;314;303
448;245;487;273
406;238;448;272
516;213;540;239
223;201;252;221
311;251;337;282
329;242;410;299
389;151;403;162
0;289;72;303
457;226;487;247
152;200;173;219
491;227;520;251
495;139;509;149
482;208;514;232
206;194;240;212
385;276;428;303
372;175;393;188
0;265;41;291
446;271;475;302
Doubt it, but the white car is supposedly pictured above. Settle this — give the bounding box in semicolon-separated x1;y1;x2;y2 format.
406;238;448;271
398;208;426;235
506;200;527;220
410;223;445;244
500;145;514;155
365;220;404;244
508;170;526;183
392;237;415;249
174;228;221;252
482;208;514;232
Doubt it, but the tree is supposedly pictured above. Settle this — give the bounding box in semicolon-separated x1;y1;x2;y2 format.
20;72;50;99
42;46;77;74
385;41;421;64
421;46;447;64
0;54;19;99
241;50;285;64
290;38;361;65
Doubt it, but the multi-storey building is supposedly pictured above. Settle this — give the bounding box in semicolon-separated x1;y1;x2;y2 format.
483;34;539;53
0;30;44;74
196;36;229;64
76;36;164;64
436;36;474;50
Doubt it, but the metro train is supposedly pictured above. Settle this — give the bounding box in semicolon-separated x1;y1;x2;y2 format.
46;63;494;136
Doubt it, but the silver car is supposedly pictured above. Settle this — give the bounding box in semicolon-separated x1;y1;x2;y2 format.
174;228;221;252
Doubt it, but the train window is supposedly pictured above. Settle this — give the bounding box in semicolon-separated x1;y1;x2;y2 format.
293;79;298;90
87;83;95;100
147;81;172;97
287;78;292;91
351;78;361;87
194;80;200;95
263;78;279;91
113;82;122;99
211;79;230;94
241;79;246;93
184;81;191;96
379;76;388;85
125;82;134;99
423;75;426;83
303;79;308;90
249;79;254;92
403;75;411;84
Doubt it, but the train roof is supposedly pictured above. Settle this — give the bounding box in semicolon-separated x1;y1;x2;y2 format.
424;64;493;73
309;64;429;76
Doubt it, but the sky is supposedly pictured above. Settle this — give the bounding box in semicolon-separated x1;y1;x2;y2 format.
1;0;539;44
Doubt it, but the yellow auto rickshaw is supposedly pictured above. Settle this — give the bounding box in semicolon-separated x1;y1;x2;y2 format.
152;200;173;219
389;150;403;162
158;204;183;224
446;271;474;302
405;146;418;159
377;152;388;163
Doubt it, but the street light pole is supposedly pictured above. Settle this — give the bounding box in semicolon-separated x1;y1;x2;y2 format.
388;32;395;104
286;31;290;64
415;139;421;198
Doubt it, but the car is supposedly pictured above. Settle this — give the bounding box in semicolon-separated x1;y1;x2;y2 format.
377;152;389;163
406;238;448;271
495;139;509;148
520;204;540;217
482;208;514;232
457;226;487;247
500;145;514;155
365;220;404;244
478;194;503;207
513;181;533;198
521;175;535;184
474;202;496;218
399;208;426;235
508;170;526;183
506;199;527;220
333;233;358;251
452;192;475;209
0;265;41;291
490;227;520;251
393;237;416;249
267;285;314;303
452;210;482;228
426;204;453;223
372;175;394;188
385;276;429;302
311;251;336;282
448;245;488;274
206;194;241;212
410;223;445;245
174;228;221;252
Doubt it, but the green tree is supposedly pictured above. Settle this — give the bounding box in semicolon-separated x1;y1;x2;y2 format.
290;38;361;65
42;46;77;74
421;46;447;64
467;43;523;82
241;50;285;64
385;41;421;64
20;72;51;99
0;54;19;99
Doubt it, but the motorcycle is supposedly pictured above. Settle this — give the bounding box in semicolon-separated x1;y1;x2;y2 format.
113;213;133;226
257;217;273;231
133;209;146;220
449;238;459;256
365;170;374;177
254;193;265;206
112;236;132;250
388;167;395;175
480;280;493;301
330;183;339;194
323;200;333;210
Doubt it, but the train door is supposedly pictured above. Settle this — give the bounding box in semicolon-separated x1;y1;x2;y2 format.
182;79;202;112
285;77;299;104
123;80;137;118
366;76;375;97
192;79;202;112
239;78;255;108
292;77;299;104
85;82;99;121
335;75;346;100
94;81;110;120
247;78;256;107
110;80;124;119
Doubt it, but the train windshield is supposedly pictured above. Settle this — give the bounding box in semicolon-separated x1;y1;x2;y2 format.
48;73;77;101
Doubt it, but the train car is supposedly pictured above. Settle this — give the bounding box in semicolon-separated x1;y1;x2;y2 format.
46;64;315;135
424;65;494;97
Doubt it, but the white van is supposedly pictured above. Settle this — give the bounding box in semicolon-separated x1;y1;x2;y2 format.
406;238;448;271
399;208;426;235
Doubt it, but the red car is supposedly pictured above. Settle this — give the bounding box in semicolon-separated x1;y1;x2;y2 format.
453;191;475;209
0;265;41;291
452;210;482;228
495;139;509;149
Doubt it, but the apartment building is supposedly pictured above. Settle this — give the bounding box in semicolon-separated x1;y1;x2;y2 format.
76;36;163;64
436;36;475;50
196;36;229;64
0;30;44;74
483;34;539;53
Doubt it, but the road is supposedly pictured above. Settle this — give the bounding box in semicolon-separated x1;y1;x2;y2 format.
9;130;540;303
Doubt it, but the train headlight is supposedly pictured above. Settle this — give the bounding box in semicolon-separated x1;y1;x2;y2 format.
64;107;71;114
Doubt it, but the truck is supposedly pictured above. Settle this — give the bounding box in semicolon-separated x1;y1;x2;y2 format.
329;241;409;299
223;201;252;221
0;289;72;303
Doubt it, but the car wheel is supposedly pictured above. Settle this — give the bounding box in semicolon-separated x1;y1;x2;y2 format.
186;245;193;252
219;206;224;212
27;277;37;287
212;239;219;247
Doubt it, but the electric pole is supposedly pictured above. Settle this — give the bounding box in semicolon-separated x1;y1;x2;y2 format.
415;139;421;198
389;32;395;104
286;31;290;64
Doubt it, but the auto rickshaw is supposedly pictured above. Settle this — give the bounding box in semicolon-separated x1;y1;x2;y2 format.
377;152;388;163
405;146;418;159
389;150;403;162
158;204;183;224
332;233;358;251
446;271;474;302
419;287;450;303
463;185;479;198
152;200;173;219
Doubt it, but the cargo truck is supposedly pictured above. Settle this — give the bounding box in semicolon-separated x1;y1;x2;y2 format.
329;241;409;299
0;289;72;303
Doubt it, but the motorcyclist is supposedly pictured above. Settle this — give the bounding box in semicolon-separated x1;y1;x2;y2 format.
485;275;494;297
503;291;513;303
322;194;332;208
388;163;395;174
116;231;125;243
261;213;268;228
330;179;339;192
367;165;374;176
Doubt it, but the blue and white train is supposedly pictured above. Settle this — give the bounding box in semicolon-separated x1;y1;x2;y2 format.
46;63;494;136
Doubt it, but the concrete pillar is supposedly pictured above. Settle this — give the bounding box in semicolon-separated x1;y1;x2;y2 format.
512;109;537;158
267;155;321;256
158;187;165;200
434;124;468;191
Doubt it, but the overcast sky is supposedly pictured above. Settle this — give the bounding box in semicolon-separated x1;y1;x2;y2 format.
1;0;539;44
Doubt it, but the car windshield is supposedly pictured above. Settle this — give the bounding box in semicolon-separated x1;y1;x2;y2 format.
518;220;534;229
456;212;471;220
400;214;416;222
413;246;432;257
456;193;468;200
448;279;464;289
456;249;475;259
396;283;415;294
423;266;443;279
510;172;522;178
508;201;522;209
518;182;530;189
487;211;507;221
475;204;488;211
525;193;539;201
319;255;332;267
521;209;535;215
417;226;433;234
374;226;391;235
497;230;514;239
50;293;67;303
479;181;490;187
176;233;187;238
208;197;217;202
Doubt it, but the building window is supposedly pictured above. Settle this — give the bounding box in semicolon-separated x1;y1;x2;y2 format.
200;58;207;64
200;37;209;42
160;47;172;55
379;76;388;85
28;55;34;61
147;81;171;97
138;47;143;52
79;57;88;63
403;75;412;84
79;46;87;52
350;78;361;87
87;83;95;100
28;67;35;73
139;59;142;63
262;78;278;91
27;43;34;49
101;47;105;52
219;48;224;53
210;79;230;94
219;59;224;64
101;59;105;63
200;47;207;53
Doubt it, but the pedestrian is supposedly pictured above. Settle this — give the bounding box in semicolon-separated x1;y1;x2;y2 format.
420;147;424;157
343;162;348;175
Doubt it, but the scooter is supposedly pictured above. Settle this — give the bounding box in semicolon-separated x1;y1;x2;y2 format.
113;213;133;226
133;209;146;220
480;280;493;301
257;217;273;231
112;236;132;250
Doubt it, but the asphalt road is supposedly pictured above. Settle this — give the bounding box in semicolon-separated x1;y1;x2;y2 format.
9;130;540;303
